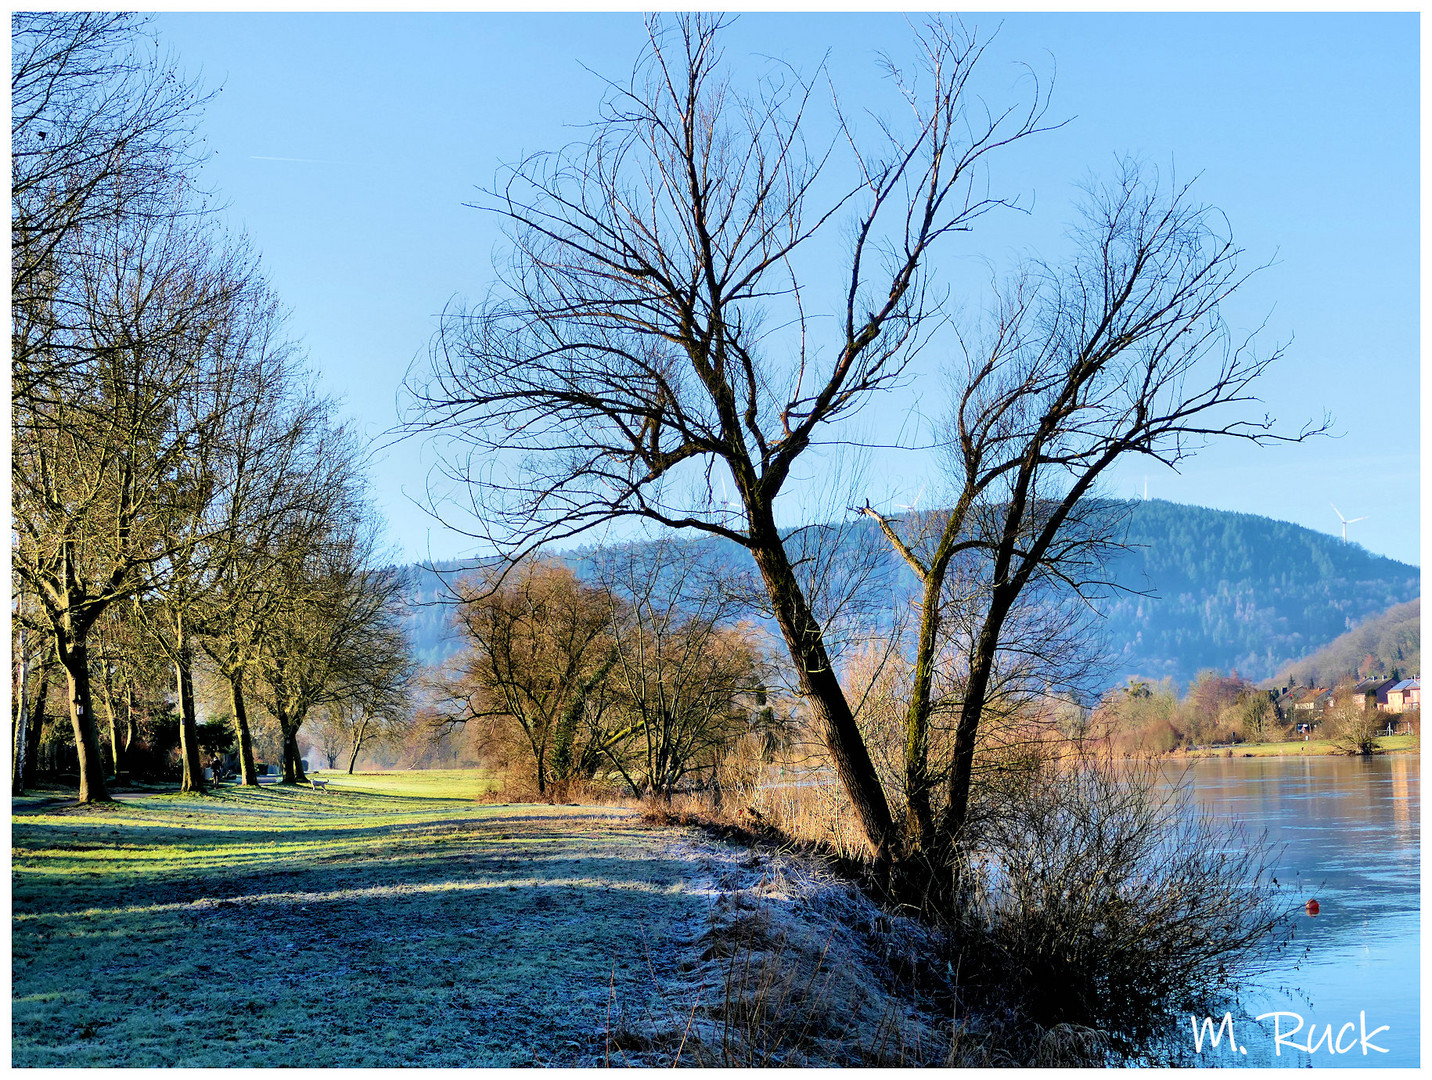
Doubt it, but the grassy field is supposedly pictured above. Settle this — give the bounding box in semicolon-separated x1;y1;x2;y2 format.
11;776;715;1067
1180;734;1418;758
307;768;504;800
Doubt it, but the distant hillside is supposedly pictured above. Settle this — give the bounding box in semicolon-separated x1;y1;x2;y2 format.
395;561;495;669
394;500;1421;690
1269;598;1420;690
1100;501;1420;685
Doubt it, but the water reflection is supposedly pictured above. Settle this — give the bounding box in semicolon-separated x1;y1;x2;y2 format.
1170;755;1419;1069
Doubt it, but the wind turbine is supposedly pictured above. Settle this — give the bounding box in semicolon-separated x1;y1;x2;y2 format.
714;474;739;510
1330;502;1368;543
896;484;926;513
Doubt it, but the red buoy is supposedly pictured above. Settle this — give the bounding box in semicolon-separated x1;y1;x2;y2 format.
1305;899;1320;916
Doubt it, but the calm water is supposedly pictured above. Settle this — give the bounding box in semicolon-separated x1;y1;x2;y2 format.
1172;754;1420;1068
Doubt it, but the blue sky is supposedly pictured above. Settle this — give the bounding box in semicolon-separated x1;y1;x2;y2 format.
152;12;1420;567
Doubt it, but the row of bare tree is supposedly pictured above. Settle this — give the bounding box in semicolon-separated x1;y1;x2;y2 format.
11;13;413;801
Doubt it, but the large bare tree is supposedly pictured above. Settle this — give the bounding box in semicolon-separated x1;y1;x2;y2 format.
857;164;1323;886
407;18;1313;888
406;15;1052;857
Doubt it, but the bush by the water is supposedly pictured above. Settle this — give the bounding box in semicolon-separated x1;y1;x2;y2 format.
951;753;1290;1061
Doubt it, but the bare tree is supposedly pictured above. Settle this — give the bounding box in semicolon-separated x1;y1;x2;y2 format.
429;559;616;795
309;621;415;774
11;173;261;803
406;15;1051;857
12;12;209;402
126;240;284;795
250;471;405;785
195;375;336;786
594;538;775;799
858;164;1323;879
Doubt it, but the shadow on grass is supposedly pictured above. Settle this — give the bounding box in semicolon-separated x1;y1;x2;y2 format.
12;797;712;1067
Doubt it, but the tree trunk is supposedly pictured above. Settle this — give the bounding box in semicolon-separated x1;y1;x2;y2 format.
228;673;259;786
121;685;136;761
24;658;49;789
747;530;895;861
942;587;1017;849
57;632;111;804
280;720;306;784
346;717;369;774
174;625;205;794
13;607;30;802
900;578;946;853
98;661;125;783
13;636;29;797
551;652;615;783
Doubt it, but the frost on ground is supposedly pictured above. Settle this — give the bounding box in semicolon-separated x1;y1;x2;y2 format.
604;832;956;1066
11;791;951;1067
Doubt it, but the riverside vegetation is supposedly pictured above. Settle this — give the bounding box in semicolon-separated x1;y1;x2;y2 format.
1088;666;1420;757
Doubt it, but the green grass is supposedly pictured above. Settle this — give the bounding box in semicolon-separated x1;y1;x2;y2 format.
1181;734;1418;758
12;775;706;1067
308;768;503;801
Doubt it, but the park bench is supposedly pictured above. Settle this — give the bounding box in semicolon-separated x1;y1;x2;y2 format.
310;776;329;792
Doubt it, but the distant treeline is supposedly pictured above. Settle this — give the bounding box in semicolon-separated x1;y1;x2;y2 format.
395;501;1419;689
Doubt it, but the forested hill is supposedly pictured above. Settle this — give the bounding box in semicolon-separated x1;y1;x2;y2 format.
1270;598;1420;690
1100;501;1420;685
396;500;1420;689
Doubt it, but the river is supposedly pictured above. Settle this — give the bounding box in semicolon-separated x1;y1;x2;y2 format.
1173;753;1420;1068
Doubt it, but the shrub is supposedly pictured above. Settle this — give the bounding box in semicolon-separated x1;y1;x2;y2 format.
1325;700;1382;755
953;752;1289;1060
1113;716;1180;754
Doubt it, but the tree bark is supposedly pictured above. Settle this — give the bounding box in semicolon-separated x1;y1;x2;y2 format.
57;632;112;804
174;622;205;794
228;672;259;786
280;720;306;784
746;524;896;861
901;583;943;852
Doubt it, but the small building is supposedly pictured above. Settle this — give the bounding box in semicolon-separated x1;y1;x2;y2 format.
1288;687;1334;718
1271;685;1302;720
1384;678;1421;714
1352;677;1398;712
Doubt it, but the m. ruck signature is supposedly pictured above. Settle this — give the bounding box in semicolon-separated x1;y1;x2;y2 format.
1189;1011;1390;1059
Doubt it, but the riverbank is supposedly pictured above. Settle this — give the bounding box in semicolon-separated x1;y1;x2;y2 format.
12;774;950;1067
1175;733;1418;759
